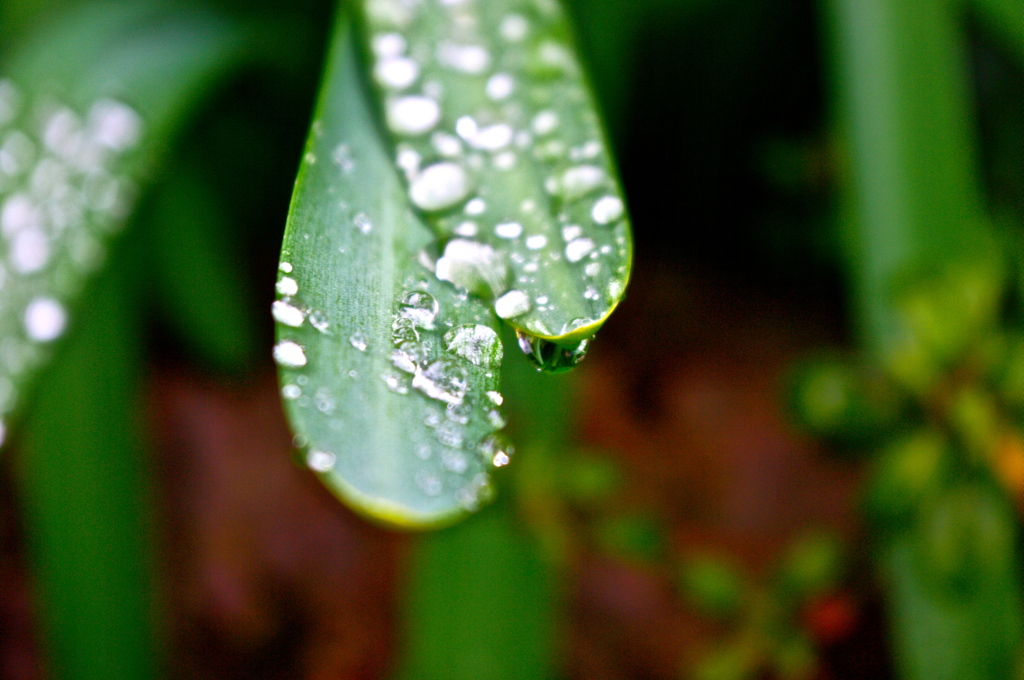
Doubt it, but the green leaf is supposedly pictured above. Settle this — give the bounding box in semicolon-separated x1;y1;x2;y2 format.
356;0;633;362
395;500;555;680
0;2;248;448
275;10;508;529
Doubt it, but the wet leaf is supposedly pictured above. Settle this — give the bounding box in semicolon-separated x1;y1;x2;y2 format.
275;12;508;529
0;3;248;448
357;0;633;356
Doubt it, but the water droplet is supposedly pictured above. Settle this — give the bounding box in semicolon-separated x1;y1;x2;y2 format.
276;277;298;296
409;162;471;211
436;421;465;449
432;132;463;157
559;165;606;199
437;42;491;74
279;261;293;273
468;124;513;151
412;360;469;405
516;331;591;373
375;56;420;89
495;222;522;239
272;300;306;327
585;262;601;277
10;228;49;272
307;449;336;472
591;196;624;224
531;110;558;136
399;291;439;327
480;434;514;467
565;237;596;263
372;32;406;58
391;341;427;373
454;221;478;237
500;14;529;41
309;311;330;333
353;212;373;233
486;390;503;406
392;316;420;344
332;144;355;172
381;372;409;394
435;239;508;297
441;447;468;472
464;197;486;215
416;470;443;496
24;297;65;342
349;332;368;351
387;96;441;136
495;290;531;319
88;99;141;151
486;73;515;101
487;409;507;429
273;340;307;367
281;384;301;399
525;235;548;250
444;324;502;368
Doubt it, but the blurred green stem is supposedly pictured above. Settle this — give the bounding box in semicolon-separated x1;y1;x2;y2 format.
17;242;158;680
824;0;1023;677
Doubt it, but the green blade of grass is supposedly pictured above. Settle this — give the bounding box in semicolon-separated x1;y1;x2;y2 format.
17;238;155;680
0;2;248;449
275;9;508;529
395;498;555;680
356;0;632;363
826;0;1003;394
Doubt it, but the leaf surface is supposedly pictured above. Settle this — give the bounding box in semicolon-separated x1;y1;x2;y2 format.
357;0;633;360
275;12;508;529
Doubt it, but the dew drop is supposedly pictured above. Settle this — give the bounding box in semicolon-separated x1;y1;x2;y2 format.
373;32;406;58
353;212;373;233
306;449;336;472
525;235;548;250
464;197;486;215
432;132;463;157
500;14;529;41
495;290;530;319
309;310;330;333
272;300;306;327
531;110;558;136
409;162;471;212
279;261;293;273
391;341;427;373
437;42;491;74
349;332;368;351
381;372;409;394
332;144;355;172
487;409;507;429
24;297;65;342
441;447;468;472
591;196;624;224
276;277;298;296
444;324;502;368
399;291;439;327
559;165;606;199
486;390;503;406
495;222;522;239
273;340;307;367
375;56;420;89
386;96;441;136
565;237;596;263
486;73;515;101
281;384;301;399
412;360;469;405
454;221;478;237
435;239;508;297
480;434;514;467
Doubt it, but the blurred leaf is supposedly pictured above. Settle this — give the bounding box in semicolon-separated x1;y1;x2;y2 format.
970;0;1024;65
825;0;1002;392
594;512;667;563
357;0;632;358
148;159;259;372
882;485;1023;680
0;2;248;449
395;500;555;680
18;239;155;679
776;531;843;602
864;429;949;527
680;554;747;621
274;10;507;528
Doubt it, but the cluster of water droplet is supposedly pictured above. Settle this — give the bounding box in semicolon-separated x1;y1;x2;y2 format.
273;255;511;511
361;0;631;345
0;79;142;447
